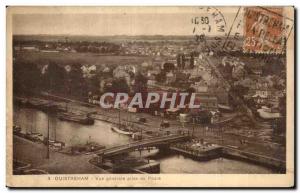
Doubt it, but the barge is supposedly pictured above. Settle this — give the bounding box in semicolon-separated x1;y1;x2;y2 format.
58;112;94;125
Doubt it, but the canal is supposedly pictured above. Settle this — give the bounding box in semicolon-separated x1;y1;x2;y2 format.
13;107;275;174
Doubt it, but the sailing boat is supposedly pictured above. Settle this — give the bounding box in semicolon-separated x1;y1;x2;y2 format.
49;115;65;150
25;112;43;141
30;113;43;141
111;106;134;136
13;104;21;134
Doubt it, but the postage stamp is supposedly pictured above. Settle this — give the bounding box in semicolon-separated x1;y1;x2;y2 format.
243;7;292;54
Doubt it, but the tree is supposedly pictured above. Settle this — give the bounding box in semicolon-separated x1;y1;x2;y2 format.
155;71;166;83
163;62;175;72
87;74;101;95
68;63;86;97
190;53;195;69
13;61;41;95
231;84;249;99
43;61;66;92
111;78;130;94
279;94;286;117
133;73;148;109
133;73;148;93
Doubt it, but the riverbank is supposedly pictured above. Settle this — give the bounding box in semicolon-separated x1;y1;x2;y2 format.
13;135;107;174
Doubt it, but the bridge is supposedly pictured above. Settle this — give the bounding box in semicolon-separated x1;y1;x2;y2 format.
95;134;190;159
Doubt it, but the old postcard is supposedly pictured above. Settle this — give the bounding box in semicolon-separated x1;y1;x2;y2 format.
6;6;294;187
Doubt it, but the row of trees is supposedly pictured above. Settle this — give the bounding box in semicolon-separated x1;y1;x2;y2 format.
13;40;121;54
13;61;87;97
13;60;149;100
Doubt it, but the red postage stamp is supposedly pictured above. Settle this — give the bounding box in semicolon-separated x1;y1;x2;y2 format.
243;7;288;54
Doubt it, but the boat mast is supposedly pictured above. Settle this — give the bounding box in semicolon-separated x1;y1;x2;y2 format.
34;112;37;134
46;111;50;159
118;104;121;130
31;112;33;134
46;77;51;159
54;120;56;141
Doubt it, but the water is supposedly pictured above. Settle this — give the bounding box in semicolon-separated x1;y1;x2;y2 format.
13;107;131;147
13;106;274;174
158;155;274;174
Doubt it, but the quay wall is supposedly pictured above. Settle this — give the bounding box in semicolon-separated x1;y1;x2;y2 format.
170;146;223;161
222;147;286;172
170;145;286;172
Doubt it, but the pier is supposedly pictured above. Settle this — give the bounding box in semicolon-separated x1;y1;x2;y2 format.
170;143;286;172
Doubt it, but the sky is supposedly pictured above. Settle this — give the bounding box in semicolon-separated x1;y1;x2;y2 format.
12;7;241;36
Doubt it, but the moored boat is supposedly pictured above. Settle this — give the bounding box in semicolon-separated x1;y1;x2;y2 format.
110;105;135;136
57;112;94;125
111;125;134;136
13;125;22;134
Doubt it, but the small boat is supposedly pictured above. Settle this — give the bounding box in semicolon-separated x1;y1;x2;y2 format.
25;132;40;142
30;132;44;141
111;125;134;136
23;169;49;175
257;106;281;119
13;125;21;134
28;99;48;108
57;112;94;125
40;103;60;113
43;138;65;148
51;141;65;149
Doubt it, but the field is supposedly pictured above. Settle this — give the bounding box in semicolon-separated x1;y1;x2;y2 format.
14;34;195;43
14;51;151;67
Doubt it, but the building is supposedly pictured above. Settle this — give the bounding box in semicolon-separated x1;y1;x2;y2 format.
166;108;181;119
189;109;212;124
195;93;218;111
166;72;176;85
113;66;131;86
81;65;97;78
253;80;272;99
177;54;185;69
191;81;208;93
147;79;157;86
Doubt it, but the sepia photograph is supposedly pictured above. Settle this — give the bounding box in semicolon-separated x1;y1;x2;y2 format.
6;6;294;187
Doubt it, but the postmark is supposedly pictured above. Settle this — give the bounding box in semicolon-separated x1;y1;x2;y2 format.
192;7;228;52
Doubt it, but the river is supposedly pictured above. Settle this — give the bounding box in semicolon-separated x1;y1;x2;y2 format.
13;106;275;174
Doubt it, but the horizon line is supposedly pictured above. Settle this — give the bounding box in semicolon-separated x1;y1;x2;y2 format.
13;33;235;37
13;34;194;37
